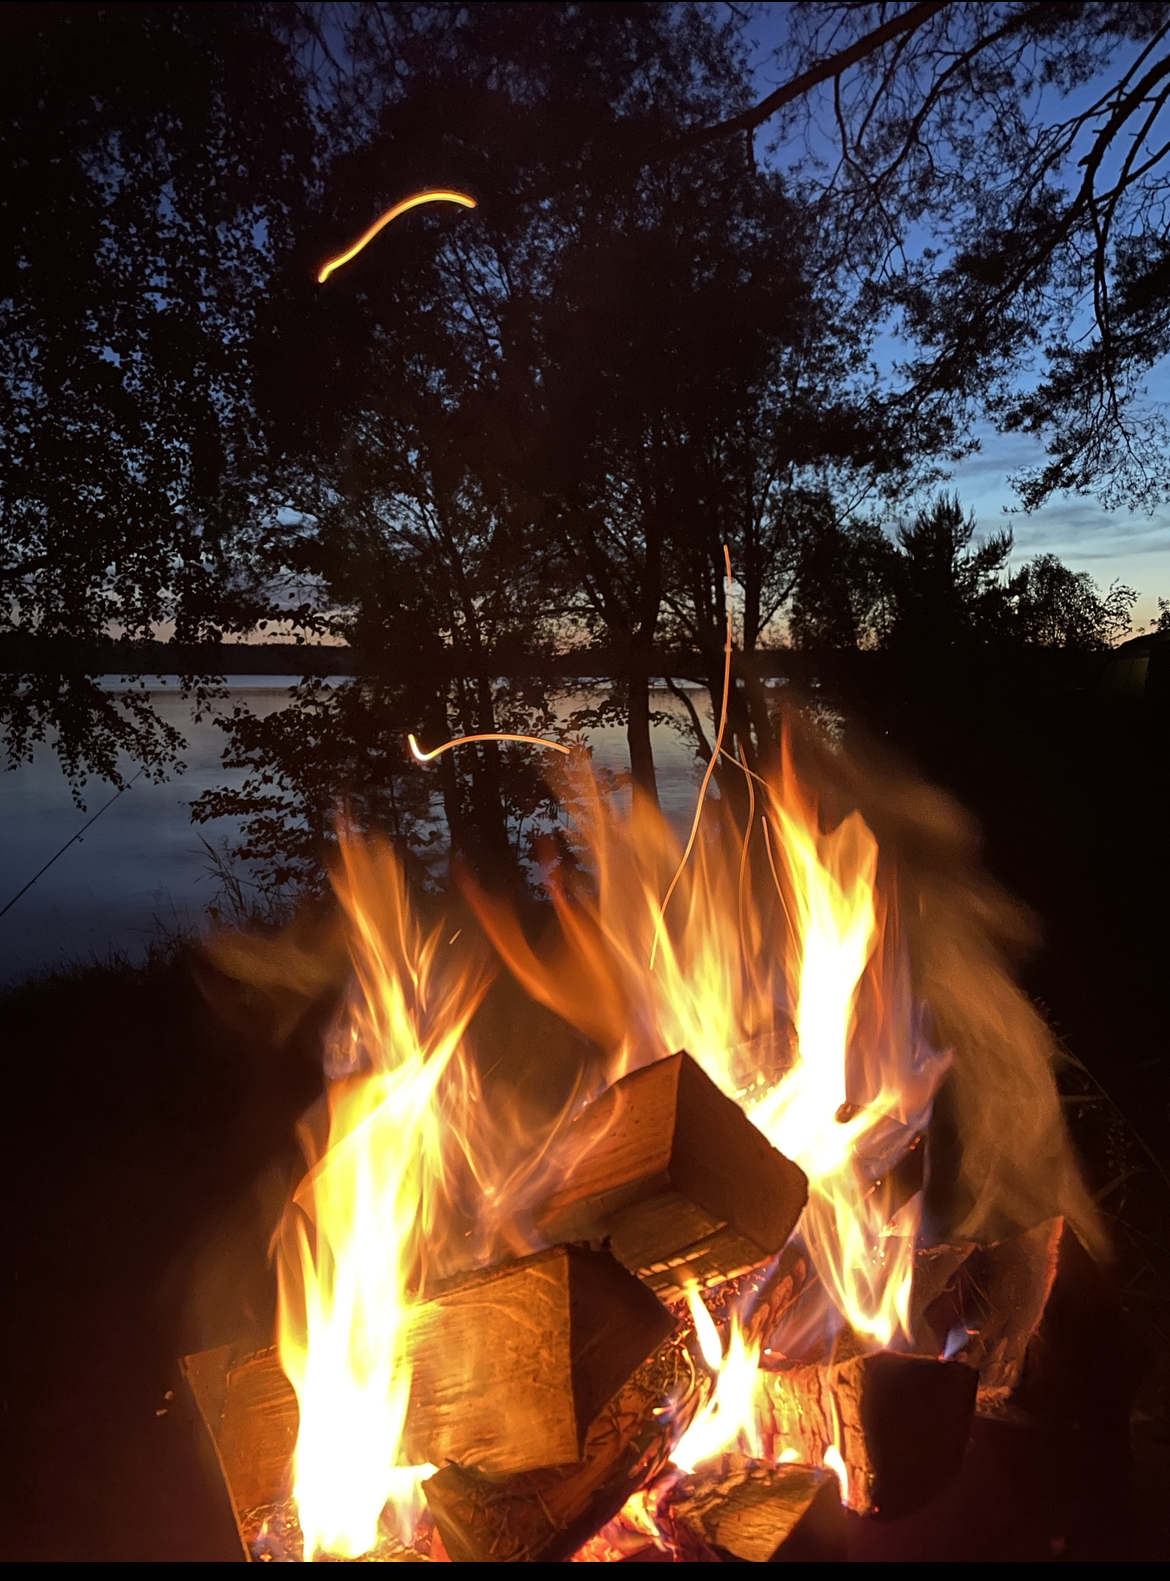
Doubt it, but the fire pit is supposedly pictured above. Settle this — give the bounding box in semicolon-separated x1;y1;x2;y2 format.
185;726;1108;1562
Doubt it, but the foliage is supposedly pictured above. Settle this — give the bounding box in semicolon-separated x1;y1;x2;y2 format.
1004;552;1137;649
2;1;1164;880
757;2;1170;508
789;491;1136;652
0;2;320;785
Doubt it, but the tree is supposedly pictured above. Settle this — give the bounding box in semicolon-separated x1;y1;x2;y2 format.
524;149;898;801
0;2;315;788
885;493;1013;651
707;2;1170;510
788;514;897;650
1004;552;1136;647
788;491;1136;654
241;1;904;826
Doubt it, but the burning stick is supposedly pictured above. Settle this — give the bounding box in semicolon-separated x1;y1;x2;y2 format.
536;1051;808;1301
316;189;476;283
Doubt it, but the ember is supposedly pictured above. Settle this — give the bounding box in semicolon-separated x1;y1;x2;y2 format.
186;711;1103;1563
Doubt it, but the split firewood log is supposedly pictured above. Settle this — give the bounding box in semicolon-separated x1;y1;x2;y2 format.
403;1241;675;1472
182;1342;297;1524
183;1241;675;1545
423;1331;705;1563
669;1455;844;1562
928;1214;1128;1436
949;1216;1066;1410
762;1350;977;1521
536;1051;808;1302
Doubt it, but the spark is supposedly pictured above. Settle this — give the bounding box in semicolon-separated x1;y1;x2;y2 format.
408;731;571;763
317;190;477;284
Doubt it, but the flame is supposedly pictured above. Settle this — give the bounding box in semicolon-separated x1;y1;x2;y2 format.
823;1442;850;1504
742;741;940;1349
277;700;951;1552
672;1293;764;1473
466;731;950;1471
316;189;476;283
275;836;493;1558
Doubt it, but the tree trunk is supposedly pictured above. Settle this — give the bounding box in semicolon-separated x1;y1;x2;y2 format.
626;640;659;807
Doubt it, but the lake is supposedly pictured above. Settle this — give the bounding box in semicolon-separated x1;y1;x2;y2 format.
0;679;714;986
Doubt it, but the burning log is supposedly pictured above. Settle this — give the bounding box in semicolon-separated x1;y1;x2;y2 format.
952;1216;1066;1410
715;1241;813;1352
182;1342;297;1522
423;1332;703;1563
670;1455;844;1563
404;1242;675;1472
183;1243;675;1544
762;1350;977;1520
918;1215;1123;1430
537;1051;808;1301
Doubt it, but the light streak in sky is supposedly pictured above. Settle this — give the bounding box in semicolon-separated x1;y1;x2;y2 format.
407;731;571;763
317;190;477;283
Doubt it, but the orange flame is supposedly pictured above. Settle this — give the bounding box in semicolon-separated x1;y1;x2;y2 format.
275;836;494;1558
280;656;950;1546
744;741;941;1349
672;1290;764;1472
466;738;949;1475
316;189;477;284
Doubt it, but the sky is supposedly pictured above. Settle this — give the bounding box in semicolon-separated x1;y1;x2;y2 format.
950;426;1170;631
742;2;1170;632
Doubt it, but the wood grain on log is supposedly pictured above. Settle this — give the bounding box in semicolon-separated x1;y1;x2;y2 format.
424;1332;704;1563
910;1216;1089;1416
953;1216;1066;1411
537;1051;808;1301
762;1350;977;1520
670;1455;840;1562
182;1342;297;1521
182;1242;674;1545
404;1242;675;1472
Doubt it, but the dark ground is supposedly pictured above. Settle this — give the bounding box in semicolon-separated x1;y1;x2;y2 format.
2;661;1169;1561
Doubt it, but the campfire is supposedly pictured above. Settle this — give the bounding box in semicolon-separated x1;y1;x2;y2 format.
185;719;1102;1563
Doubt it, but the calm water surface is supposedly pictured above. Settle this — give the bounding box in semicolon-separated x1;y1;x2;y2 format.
0;679;711;985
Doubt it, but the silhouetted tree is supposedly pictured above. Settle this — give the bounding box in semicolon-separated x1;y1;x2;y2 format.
885;494;1014;652
789;516;897;650
1004;553;1136;648
0;2;316;788
729;3;1170;510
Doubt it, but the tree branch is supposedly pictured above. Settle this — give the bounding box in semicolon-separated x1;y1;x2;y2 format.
679;1;952;146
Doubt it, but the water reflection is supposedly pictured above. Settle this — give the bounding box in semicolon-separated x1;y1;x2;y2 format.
0;679;711;985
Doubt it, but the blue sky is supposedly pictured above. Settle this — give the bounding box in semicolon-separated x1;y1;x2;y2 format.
742;3;1170;630
950;425;1170;630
